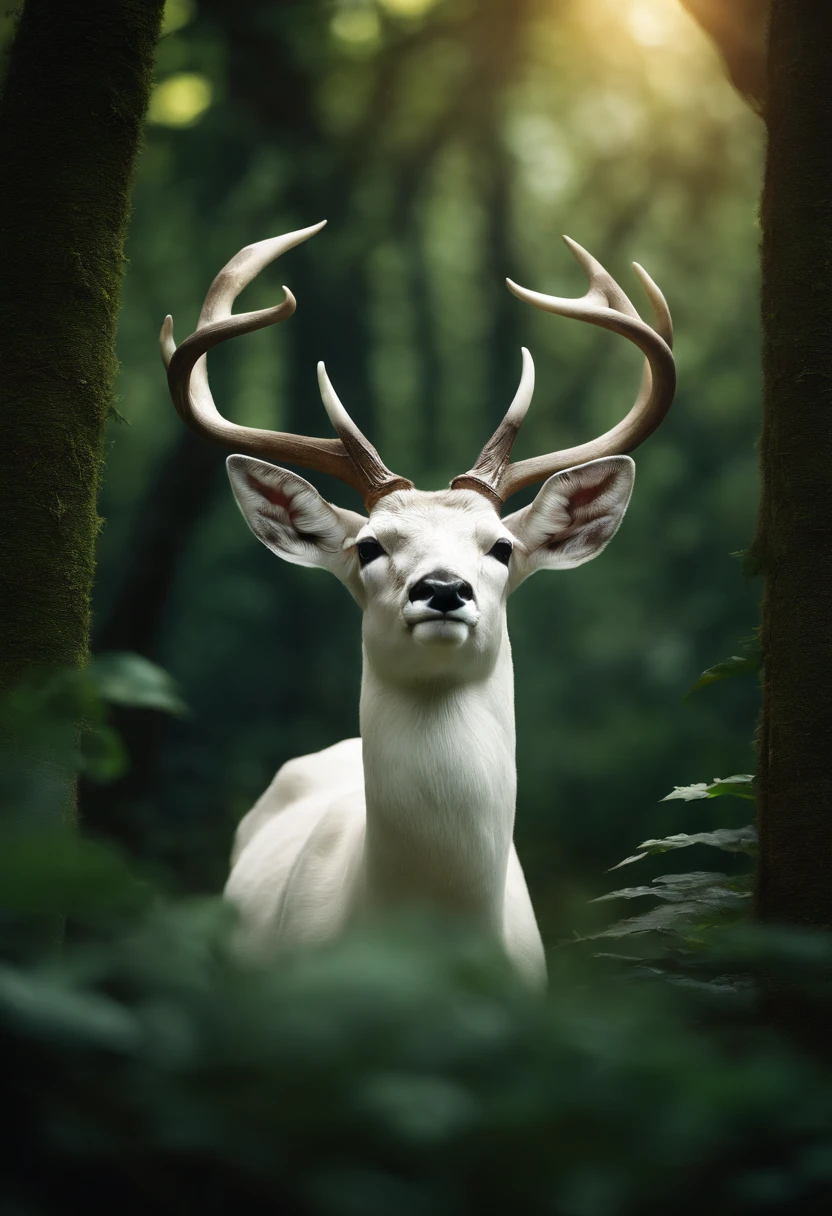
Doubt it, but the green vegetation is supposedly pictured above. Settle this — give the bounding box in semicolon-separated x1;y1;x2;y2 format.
3;654;832;1213
6;902;832;1214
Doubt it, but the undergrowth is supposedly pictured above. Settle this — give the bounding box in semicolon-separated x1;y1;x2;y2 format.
3;643;832;1215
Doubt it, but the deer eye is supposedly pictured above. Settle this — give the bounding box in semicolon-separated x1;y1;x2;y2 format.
488;539;513;566
357;538;386;567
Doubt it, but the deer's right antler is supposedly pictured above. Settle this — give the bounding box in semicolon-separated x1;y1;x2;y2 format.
161;221;413;509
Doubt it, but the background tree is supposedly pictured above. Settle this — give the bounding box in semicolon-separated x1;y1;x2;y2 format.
0;0;165;698
755;1;832;929
677;0;832;935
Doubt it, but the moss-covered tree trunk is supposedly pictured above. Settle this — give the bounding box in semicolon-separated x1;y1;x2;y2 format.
755;2;832;927
0;0;165;695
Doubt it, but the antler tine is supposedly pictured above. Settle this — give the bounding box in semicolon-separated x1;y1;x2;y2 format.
161;222;411;507
450;348;535;506
451;237;676;509
317;363;414;507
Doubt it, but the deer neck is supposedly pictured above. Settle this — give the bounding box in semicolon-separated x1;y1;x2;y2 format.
359;631;516;928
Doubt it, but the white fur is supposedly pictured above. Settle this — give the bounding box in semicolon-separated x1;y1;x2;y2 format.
223;454;635;988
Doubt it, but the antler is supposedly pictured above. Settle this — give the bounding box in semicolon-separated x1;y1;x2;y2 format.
450;236;676;506
160;222;413;509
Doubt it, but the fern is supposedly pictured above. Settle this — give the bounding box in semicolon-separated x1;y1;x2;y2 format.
585;775;756;985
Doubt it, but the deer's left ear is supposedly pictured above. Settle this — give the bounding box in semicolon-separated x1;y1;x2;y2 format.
503;456;634;585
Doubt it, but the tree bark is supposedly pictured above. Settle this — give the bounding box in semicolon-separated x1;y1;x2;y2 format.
755;1;832;928
0;0;165;695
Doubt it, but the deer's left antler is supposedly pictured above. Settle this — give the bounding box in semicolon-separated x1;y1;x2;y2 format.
451;237;676;508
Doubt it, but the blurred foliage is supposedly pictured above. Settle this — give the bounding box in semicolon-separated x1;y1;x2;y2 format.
91;651;188;720
3;809;832;1214
4;665;831;1215
0;654;186;842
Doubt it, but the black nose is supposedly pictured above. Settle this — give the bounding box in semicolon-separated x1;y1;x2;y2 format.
409;573;474;614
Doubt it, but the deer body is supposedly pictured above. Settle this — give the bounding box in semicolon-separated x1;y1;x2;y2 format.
225;510;545;983
161;223;676;987
226;740;545;984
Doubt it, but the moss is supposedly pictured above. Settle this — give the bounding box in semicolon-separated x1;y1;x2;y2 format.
756;1;832;926
0;0;165;694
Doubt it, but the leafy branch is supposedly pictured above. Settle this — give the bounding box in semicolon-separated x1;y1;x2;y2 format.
686;636;761;697
583;776;757;977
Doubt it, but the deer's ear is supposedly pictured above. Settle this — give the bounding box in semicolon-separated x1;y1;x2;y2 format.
503;457;634;584
227;455;367;576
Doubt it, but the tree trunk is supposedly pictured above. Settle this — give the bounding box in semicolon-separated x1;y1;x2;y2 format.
0;0;165;695
755;1;832;928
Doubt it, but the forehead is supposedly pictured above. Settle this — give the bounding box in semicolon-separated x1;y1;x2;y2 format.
367;489;499;543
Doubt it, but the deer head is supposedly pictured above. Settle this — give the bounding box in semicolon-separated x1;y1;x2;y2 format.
161;222;675;686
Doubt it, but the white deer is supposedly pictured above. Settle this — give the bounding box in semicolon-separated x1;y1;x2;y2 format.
161;221;675;987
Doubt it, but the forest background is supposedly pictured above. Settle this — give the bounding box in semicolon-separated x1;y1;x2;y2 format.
0;0;762;923
12;2;832;1212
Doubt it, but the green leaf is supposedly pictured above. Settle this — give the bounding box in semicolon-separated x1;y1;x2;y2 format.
661;775;755;803
90;652;188;716
0;828;149;917
593;884;667;902
707;775;755;800
585;890;751;940
0;966;140;1051
591;951;652;964
686;654;759;697
79;723;128;783
652;871;750;892
593;871;737;904
610;826;757;870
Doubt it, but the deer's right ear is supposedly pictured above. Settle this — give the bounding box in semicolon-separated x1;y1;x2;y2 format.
226;455;367;577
